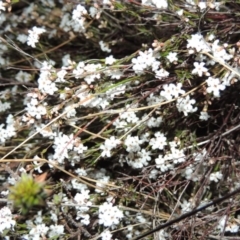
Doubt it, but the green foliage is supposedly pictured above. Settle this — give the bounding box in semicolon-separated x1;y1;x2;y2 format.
8;174;46;214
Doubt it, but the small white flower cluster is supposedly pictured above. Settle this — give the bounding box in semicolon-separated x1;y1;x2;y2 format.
187;33;233;63
187;33;211;54
192;62;210;77
180;199;193;214
206;77;226;98
73;61;102;84
166;52;178;63
23;92;47;123
125;135;143;153
105;55;116;65
127;149;152;169
72;4;88;32
0;100;11;112
160;83;185;101
150;131;167;150
199;111;210;121
100;230;113;240
209;171;223;183
74;188;92;225
15;71;32;83
98;201;124;228
99;40;111;53
141;0;168;9
37;61;58;95
185;0;221;11
52;132;87;165
0;114;16;144
176;95;198;116
27;26;46;48
75;84;110;110
131;48;160;75
155;140;186;173
22;211;64;239
100;136;121;158
0;206;16;234
146;115;162;128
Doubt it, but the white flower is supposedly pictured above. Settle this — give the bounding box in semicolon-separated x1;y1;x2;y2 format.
0;100;11;112
149;169;158;179
29;224;49;239
209;171;223;182
73;142;88;155
98;202;124;228
206;77;226;97
167;52;178;62
84;63;102;84
124;135;143;152
192;62;209;77
143;0;168;9
72;4;87;21
184;165;194;180
99;98;109;109
176;95;197;116
26;104;47;119
100;136;120;157
155;155;172;172
56;69;67;82
48;225;64;238
101;230;112;240
147;116;162;128
37;61;58;95
177;9;183;16
0;1;6;12
132;48;158;74
95;176;110;194
52;132;74;163
187;33;210;53
199;111;210;121
15;71;32;82
120;110;139;123
226;222;239;233
155;68;169;79
160;83;185;100
181;199;192;213
137;149;151;162
73;61;85;79
27;26;46;48
208;34;215;41
171;148;186;164
105;55;116;65
193;148;207;162
150;132;167;150
160;83;175;100
212;40;233;62
198;2;207;10
74;189;92;212
152;0;168;9
0;206;16;234
76;212;90;225
99;40;111;53
128;149;151;168
109;69;123;79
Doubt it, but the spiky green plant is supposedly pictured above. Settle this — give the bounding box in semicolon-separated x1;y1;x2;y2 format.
8;173;47;214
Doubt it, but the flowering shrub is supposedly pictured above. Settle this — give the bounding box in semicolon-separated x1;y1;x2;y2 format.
1;0;240;239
